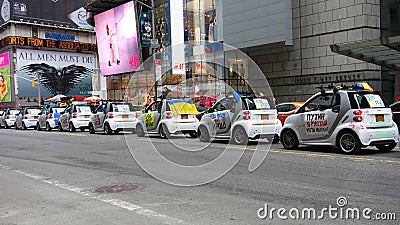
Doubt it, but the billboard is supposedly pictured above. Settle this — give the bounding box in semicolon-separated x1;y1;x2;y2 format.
0;0;91;28
94;1;140;76
0;52;11;103
17;49;95;97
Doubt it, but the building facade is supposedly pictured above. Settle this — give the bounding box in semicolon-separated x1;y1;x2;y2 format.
87;0;398;105
0;0;102;108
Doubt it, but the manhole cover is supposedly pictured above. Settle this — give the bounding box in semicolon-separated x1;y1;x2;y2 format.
93;184;140;193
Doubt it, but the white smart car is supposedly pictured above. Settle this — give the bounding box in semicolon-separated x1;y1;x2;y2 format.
197;95;282;145
0;108;20;129
135;99;199;138
58;103;94;132
89;101;138;134
14;107;42;130
280;85;399;154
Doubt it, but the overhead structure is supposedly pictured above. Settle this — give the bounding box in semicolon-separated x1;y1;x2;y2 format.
330;36;400;70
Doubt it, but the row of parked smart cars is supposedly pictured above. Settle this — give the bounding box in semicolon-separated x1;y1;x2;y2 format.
0;84;399;154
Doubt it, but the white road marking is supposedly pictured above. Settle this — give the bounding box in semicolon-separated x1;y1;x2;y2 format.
0;165;184;224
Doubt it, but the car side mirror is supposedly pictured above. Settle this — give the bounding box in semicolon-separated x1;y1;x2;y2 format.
332;105;340;113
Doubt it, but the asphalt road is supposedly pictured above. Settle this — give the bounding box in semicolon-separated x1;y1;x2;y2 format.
0;128;399;225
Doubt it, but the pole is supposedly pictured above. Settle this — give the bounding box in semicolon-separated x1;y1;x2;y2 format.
151;0;157;100
37;73;41;107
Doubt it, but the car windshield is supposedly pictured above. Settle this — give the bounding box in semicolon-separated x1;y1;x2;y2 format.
244;98;271;110
356;93;386;108
112;104;132;113
52;108;65;113
10;110;19;115
27;109;41;115
76;106;92;114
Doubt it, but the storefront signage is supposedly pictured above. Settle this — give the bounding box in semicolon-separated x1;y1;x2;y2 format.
45;32;76;41
0;36;97;52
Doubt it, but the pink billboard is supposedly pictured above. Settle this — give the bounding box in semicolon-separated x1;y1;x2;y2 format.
94;1;140;76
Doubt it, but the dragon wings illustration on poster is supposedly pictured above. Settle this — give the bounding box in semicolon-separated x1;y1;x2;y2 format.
20;63;93;95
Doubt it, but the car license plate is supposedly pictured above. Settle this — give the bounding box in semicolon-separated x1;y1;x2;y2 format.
376;114;384;122
261;114;269;120
34;116;38;119
181;114;188;119
122;115;129;119
84;115;90;118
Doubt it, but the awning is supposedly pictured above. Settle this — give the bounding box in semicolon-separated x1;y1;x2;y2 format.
330;36;400;70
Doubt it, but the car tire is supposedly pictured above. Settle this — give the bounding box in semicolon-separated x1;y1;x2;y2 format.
22;122;27;130
89;123;95;134
104;123;112;135
189;131;198;138
69;122;76;132
37;123;42;131
337;131;361;154
198;125;210;142
136;124;145;137
58;124;63;132
159;124;170;139
280;129;299;150
272;134;280;144
46;122;52;132
376;143;397;152
232;126;249;145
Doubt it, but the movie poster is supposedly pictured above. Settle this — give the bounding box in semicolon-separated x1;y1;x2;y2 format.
16;49;95;97
0;52;11;103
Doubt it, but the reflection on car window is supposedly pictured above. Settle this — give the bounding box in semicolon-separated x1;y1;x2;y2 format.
303;94;340;112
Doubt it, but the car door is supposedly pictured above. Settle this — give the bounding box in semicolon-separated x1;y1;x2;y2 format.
144;101;161;131
93;104;106;129
210;98;233;134
60;106;71;128
297;93;341;141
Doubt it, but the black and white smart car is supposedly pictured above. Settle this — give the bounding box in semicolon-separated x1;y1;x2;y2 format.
58;103;94;132
89;101;138;134
135;99;199;138
280;84;399;154
197;95;282;145
14;107;41;130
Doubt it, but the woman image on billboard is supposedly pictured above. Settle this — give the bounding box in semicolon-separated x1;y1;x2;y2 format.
106;24;120;66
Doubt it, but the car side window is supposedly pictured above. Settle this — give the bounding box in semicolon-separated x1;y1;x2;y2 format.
301;93;340;112
214;98;233;111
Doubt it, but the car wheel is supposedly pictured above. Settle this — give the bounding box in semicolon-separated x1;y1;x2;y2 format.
69;122;76;132
272;134;280;144
58;124;63;132
46;122;52;131
337;131;361;154
189;131;198;138
159;124;170;139
136;124;145;137
37;123;42;131
89;123;95;134
104;123;112;135
232;126;248;145
22;122;27;130
280;129;299;150
198;125;210;142
376;143;397;152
